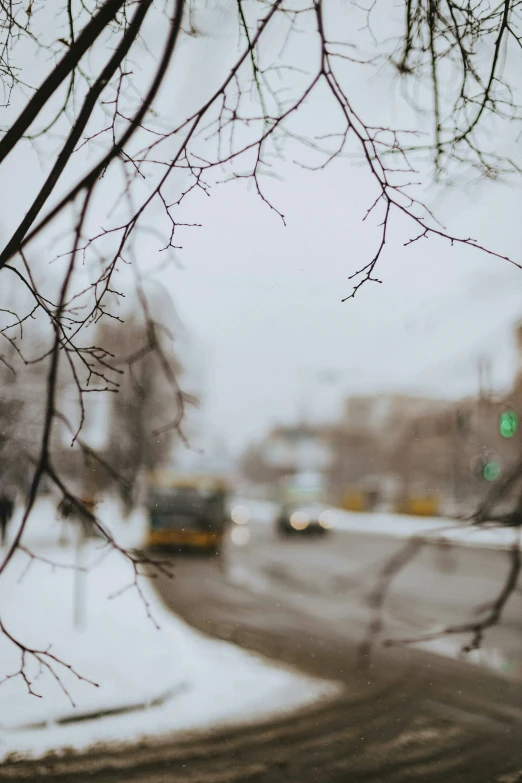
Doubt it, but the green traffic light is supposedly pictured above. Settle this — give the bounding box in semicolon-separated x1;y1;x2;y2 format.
484;462;501;481
499;410;518;438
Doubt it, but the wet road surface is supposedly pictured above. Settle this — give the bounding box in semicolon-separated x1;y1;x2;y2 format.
2;515;522;782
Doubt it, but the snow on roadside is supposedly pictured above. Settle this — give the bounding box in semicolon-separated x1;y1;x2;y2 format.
6;494;148;552
0;502;339;762
332;509;521;550
232;496;521;551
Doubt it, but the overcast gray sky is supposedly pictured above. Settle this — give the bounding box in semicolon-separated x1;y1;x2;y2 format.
2;1;521;458
153;1;522;455
168;158;522;454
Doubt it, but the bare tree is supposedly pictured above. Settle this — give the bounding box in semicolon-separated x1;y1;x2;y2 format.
1;0;522;694
94;288;191;510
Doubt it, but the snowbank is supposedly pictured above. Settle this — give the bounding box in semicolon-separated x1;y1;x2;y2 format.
0;502;339;761
232;496;521;551
332;509;521;550
6;494;148;552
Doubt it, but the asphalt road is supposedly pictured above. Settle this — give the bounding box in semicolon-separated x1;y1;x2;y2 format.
4;513;522;783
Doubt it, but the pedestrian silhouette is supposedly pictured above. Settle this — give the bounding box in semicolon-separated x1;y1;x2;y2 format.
58;495;96;538
0;492;14;546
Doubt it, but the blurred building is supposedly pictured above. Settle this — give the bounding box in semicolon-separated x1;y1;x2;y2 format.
264;424;333;473
240;423;335;498
331;394;451;493
242;322;522;513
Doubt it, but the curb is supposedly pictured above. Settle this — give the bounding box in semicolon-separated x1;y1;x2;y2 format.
4;681;190;733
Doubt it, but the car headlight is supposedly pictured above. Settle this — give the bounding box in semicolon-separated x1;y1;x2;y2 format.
290;511;309;530
319;510;335;529
231;505;250;524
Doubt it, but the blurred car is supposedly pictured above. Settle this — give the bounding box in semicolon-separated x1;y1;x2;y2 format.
276;502;335;537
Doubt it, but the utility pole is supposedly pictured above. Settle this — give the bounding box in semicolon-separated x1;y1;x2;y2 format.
477;356;490;450
475;355;494;505
453;408;469;513
73;520;86;630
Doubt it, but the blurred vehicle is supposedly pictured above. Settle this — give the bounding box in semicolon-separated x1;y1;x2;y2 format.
341;488;371;512
279;471;327;504
146;471;229;553
275;472;334;536
341;477;381;512
276;502;335;536
393;483;440;517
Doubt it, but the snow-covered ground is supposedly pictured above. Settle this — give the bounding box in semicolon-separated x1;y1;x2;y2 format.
231;498;521;550
0;497;339;762
1;491;517;762
332;509;521;550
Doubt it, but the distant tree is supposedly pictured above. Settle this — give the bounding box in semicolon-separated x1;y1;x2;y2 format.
0;327;49;496
0;344;27;494
94;290;191;511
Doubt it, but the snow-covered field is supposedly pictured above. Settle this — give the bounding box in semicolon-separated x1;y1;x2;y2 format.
0;498;339;762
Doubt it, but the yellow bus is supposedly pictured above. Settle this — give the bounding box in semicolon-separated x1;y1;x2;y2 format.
393;482;440;517
146;471;230;553
394;494;440;517
340;478;380;512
